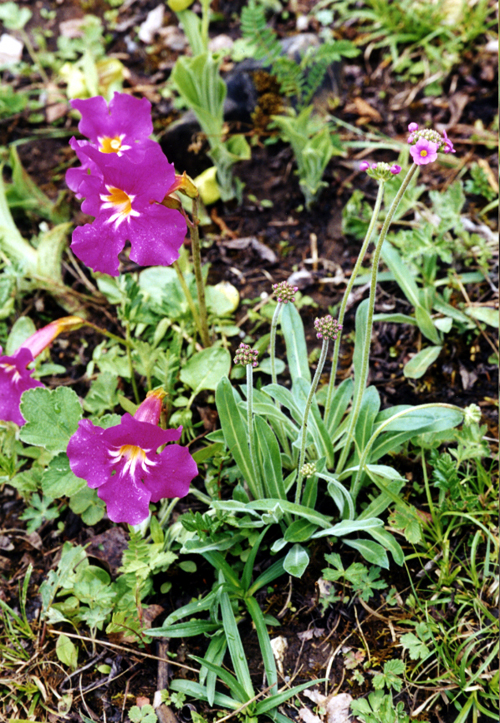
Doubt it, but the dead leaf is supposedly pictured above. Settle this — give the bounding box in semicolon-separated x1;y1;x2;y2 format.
346;97;382;122
298;708;322;723
0;33;23;66
138;5;164;44
304;689;353;723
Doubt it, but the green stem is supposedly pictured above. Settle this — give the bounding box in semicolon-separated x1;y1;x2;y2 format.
246;364;263;498
270;301;283;387
269;300;291;457
157;497;179;529
295;338;329;506
125;322;140;405
20;29;50;85
189;197;211;348
173;260;203;340
83;321;132;348
337;164;418;475
325;181;385;421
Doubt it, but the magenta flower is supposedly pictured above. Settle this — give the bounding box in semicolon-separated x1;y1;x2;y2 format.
359;161;370;171
67;391;198;525
70;142;187;276
66;93;156;199
390;164;402;175
441;129;456;154
0;317;83;426
71;93;154;157
410;138;439;166
408;122;418;132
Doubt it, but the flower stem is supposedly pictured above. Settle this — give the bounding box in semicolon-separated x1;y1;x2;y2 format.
295;338;329;506
189;197;211;348
125;322;140;405
246;363;263;498
336;164;418;474
173;260;203;339
83;321;133;348
270;301;283;387
324;181;385;422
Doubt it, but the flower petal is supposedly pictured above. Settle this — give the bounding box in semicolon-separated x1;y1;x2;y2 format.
128;204;186;268
143;444;198;502
96;468;151;525
67;419;111;488
70;217;127;277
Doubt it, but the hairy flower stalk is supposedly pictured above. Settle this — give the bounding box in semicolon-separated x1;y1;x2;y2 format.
336;163;419;475
324;180;385;421
188;196;211;348
234;343;262;498
270;282;298;386
296;316;342;506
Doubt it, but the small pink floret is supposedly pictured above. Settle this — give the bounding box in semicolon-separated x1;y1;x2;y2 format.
408;122;418;132
359;161;370;171
410;138;438;166
390;164;402;175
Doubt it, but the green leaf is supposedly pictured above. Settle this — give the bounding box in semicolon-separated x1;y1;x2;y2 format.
284;519;319;543
19;387;82;452
69;486;105;526
366;527;405;566
400;632;431;660
148;620;221;638
5;316;37;355
42;453;87;499
83;372;119;415
343;539;390;569
215;377;259;497
283;544;309;577
466;306;499;328
0;2;32;30
180;347;231;393
312;518;383;539
190;655;249;704
355;386;381;456
254;416;286;500
281;303;311;384
353;299;369;399
325;377;353;437
55;634;78;670
220;591;254;698
404;346;442;379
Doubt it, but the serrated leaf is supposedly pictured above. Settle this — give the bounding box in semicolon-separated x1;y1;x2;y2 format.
42;452;87;499
400;632;431;660
19;387;82;452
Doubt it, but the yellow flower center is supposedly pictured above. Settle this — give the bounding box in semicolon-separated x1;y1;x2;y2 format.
100;186;140;229
99;135;125;153
109;443;156;477
420;149;428;157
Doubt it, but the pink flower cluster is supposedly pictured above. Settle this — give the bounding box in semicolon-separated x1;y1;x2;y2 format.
407;123;456;166
67;93;187;277
67;390;197;525
314;315;342;342
234;343;259;367
272;281;299;304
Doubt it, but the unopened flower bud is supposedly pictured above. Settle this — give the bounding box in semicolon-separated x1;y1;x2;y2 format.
234;342;259;367
390;164;402;175
359;161;370;171
272;281;299;304
408;122;418;132
314;315;342;342
301;462;317;478
463;404;481;426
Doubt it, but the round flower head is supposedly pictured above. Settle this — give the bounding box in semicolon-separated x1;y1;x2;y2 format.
67;391;198;525
70;142;187;276
301;462;317;478
314;315;342;341
410;138;439;166
234;343;258;367
272;281;298;304
363;162;400;182
408;122;418;132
